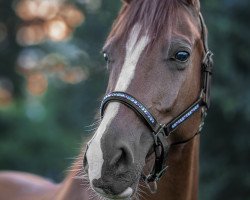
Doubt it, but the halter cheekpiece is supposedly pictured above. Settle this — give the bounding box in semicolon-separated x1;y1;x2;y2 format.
100;13;213;192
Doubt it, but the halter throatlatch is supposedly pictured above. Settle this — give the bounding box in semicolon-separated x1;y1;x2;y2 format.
100;12;213;193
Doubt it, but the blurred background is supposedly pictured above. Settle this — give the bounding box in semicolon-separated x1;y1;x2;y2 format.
0;0;249;199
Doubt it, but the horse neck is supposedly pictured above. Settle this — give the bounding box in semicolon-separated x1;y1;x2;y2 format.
144;135;200;200
55;159;89;200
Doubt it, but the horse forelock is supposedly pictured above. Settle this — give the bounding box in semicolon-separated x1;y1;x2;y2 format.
105;0;198;48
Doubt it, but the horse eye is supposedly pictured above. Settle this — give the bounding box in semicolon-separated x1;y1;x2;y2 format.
175;51;190;62
103;52;109;62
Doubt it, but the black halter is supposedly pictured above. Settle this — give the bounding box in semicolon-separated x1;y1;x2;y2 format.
100;13;213;191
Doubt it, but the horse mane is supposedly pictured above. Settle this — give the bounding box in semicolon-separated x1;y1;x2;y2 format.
106;0;195;46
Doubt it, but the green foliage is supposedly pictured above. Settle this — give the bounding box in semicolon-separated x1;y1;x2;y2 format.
200;0;250;199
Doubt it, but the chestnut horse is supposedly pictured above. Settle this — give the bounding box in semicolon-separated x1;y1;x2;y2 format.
0;0;213;199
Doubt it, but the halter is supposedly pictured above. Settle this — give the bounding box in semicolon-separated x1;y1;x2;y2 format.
100;13;213;192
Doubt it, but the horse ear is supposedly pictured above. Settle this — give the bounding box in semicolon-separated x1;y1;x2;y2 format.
122;0;132;4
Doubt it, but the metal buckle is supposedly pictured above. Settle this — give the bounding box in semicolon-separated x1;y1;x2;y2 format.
144;166;168;193
203;51;213;70
202;51;213;109
154;166;168;181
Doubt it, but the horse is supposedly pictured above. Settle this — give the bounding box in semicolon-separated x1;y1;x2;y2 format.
0;0;213;199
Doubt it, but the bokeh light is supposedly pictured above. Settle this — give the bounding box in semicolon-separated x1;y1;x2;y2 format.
45;18;70;42
60;4;85;28
15;0;39;21
13;0;87;96
15;0;85;45
26;72;48;96
59;66;88;84
16;24;45;46
36;0;59;20
0;78;13;106
17;49;44;71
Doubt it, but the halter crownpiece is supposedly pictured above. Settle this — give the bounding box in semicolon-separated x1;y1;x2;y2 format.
100;12;213;191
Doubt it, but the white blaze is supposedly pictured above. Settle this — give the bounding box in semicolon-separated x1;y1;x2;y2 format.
86;24;150;184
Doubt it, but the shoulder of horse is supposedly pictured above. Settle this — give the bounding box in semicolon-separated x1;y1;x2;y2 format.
0;171;58;189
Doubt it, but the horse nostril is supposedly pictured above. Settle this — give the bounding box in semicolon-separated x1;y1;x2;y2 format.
83;144;90;172
83;153;89;172
110;145;134;170
110;149;122;166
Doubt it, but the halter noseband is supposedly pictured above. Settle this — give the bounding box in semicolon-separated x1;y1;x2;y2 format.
100;13;213;191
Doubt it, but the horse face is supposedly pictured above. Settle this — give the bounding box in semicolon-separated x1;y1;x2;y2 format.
85;2;203;199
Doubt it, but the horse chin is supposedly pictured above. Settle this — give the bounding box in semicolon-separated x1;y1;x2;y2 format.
94;186;134;200
87;169;142;200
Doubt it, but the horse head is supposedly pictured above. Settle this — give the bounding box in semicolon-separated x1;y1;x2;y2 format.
84;0;212;199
